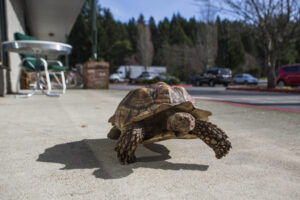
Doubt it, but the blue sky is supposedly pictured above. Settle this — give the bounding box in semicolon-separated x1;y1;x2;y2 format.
99;0;205;23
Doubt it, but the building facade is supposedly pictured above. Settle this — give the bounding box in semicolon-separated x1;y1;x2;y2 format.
0;0;85;96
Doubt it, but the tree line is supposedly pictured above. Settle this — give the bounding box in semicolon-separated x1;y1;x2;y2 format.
68;1;300;84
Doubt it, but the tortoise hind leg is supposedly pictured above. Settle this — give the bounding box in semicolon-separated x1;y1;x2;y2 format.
191;119;232;159
115;124;145;164
107;126;121;140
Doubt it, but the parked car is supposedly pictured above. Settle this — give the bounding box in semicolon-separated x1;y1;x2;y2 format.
276;64;300;87
189;74;201;84
233;73;258;85
191;68;232;87
134;71;156;83
110;65;167;83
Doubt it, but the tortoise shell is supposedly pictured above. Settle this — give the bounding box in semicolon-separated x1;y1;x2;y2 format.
109;82;212;132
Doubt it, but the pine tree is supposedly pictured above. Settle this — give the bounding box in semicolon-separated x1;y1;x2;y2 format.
170;15;193;47
215;19;245;71
157;18;170;47
68;1;92;66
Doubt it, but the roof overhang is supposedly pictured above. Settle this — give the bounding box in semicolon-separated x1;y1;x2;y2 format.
24;0;86;42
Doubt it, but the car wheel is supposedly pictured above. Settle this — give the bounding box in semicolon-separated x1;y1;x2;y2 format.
277;80;285;88
223;83;228;87
114;79;119;83
244;80;248;85
208;80;215;87
195;80;202;86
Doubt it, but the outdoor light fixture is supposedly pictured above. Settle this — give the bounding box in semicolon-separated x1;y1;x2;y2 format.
48;32;54;37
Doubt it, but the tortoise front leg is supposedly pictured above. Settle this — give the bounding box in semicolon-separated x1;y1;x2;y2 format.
191;119;232;159
115;124;145;165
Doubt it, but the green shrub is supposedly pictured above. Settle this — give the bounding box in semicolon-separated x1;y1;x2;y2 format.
134;75;181;85
146;79;156;84
166;77;180;85
135;79;144;84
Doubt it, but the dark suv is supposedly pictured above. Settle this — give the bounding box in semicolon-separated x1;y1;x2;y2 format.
191;68;232;87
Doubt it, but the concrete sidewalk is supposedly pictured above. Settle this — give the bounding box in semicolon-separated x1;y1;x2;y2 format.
0;90;300;200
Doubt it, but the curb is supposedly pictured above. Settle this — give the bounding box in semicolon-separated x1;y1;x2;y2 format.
227;87;300;94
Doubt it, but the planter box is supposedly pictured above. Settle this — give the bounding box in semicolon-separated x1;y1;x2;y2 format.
83;61;109;89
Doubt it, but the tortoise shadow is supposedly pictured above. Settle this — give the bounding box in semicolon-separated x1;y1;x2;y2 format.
37;139;209;179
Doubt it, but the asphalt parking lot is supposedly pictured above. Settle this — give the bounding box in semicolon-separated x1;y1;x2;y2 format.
0;89;299;200
187;87;300;112
110;84;300;112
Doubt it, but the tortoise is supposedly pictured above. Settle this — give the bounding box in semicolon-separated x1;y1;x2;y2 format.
108;82;232;164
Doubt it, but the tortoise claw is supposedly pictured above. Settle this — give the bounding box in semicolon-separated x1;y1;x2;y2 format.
116;145;138;165
117;153;136;165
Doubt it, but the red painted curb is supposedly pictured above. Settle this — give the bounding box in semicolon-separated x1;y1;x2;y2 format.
227;87;300;94
195;98;300;114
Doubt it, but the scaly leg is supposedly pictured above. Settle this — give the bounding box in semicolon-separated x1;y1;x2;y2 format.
191;120;232;159
115;124;145;164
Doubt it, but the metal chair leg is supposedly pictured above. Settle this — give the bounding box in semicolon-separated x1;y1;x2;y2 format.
61;71;66;94
53;73;62;85
45;71;52;93
16;81;38;98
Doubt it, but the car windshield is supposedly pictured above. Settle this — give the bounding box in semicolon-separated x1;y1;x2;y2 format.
157;75;166;79
244;74;253;78
207;69;218;74
220;69;231;75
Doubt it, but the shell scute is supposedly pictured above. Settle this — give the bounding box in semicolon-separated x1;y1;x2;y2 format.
109;82;211;130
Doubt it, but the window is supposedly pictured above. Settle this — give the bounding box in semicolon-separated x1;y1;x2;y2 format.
207;69;218;75
284;66;298;72
220;69;231;75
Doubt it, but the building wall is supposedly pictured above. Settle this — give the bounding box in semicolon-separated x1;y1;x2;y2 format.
5;0;26;93
2;0;85;95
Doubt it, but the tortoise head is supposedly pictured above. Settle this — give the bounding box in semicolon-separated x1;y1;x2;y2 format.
167;112;195;134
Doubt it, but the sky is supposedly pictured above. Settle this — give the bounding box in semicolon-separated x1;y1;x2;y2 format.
99;0;214;23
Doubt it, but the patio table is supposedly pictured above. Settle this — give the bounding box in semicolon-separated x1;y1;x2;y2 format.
1;40;72;97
